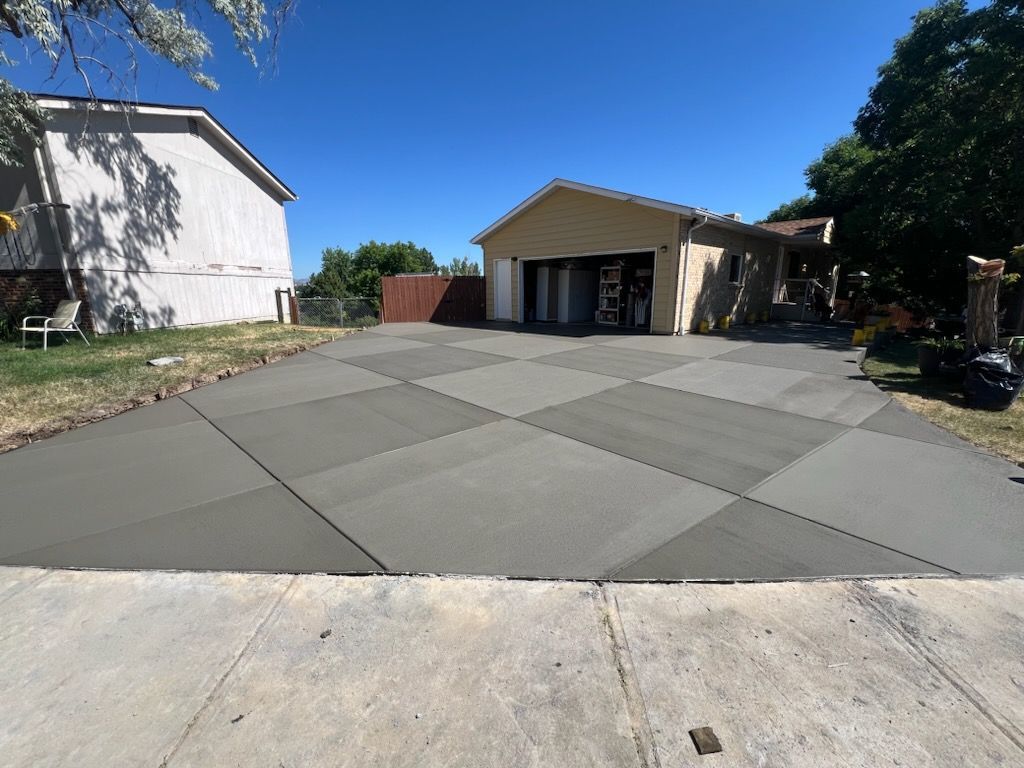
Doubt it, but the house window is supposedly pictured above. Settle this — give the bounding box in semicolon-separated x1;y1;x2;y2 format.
728;253;744;284
187;117;200;137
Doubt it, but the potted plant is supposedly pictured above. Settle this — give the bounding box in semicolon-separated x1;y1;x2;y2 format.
917;338;943;376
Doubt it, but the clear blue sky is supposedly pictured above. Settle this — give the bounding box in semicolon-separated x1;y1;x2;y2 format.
9;1;959;279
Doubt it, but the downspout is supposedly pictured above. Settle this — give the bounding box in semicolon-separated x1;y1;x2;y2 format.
676;214;708;334
32;138;76;300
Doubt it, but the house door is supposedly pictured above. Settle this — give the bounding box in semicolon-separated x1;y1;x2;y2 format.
494;259;512;319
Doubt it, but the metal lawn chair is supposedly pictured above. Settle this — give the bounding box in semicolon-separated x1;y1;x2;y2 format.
22;299;91;350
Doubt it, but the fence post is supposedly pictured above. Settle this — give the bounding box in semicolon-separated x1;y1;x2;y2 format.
274;288;285;323
289;292;299;325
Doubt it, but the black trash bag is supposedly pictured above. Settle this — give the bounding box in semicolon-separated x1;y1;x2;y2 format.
964;348;1024;411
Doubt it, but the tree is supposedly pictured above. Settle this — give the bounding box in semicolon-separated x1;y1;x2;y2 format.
761;195;819;224
300;241;437;301
763;0;1024;316
299;247;352;299
438;256;481;276
0;0;294;166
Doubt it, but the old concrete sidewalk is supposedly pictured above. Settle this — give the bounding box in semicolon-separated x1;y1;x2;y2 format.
2;567;1022;767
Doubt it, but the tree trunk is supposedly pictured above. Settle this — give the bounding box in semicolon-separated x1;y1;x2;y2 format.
965;256;1003;348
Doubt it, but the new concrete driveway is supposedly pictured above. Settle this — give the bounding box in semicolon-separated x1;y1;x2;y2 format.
2;322;1021;579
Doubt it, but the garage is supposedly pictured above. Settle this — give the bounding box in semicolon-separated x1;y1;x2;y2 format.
473;179;830;334
520;251;656;329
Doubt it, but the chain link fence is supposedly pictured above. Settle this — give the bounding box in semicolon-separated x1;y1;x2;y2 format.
296;297;379;328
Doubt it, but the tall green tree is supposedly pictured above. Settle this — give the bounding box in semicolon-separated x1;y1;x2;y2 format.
1;0;294;166
300;241;437;301
764;0;1024;315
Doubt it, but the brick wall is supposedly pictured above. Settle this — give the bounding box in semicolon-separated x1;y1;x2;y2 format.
681;224;777;331
0;269;95;331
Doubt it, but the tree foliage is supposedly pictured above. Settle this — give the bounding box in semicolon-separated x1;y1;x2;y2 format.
300;241;438;300
438;256;481;276
765;0;1024;314
0;0;294;166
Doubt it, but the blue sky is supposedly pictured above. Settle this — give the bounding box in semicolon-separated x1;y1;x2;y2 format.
8;1;958;279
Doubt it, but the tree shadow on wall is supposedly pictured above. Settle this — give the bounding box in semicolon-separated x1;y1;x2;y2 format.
62;116;180;331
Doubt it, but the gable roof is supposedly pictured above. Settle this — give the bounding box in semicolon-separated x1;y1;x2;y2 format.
470;179;784;245
756;216;834;240
34;94;297;202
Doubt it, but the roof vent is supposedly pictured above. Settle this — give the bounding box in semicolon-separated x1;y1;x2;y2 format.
723;212;742;221
187;117;200;137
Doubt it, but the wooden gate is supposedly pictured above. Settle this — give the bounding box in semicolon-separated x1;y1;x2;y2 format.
380;275;486;323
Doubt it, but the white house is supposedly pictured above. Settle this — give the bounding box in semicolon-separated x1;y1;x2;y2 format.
0;95;297;333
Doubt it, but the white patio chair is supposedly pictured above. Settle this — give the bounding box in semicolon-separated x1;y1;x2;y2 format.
22;299;90;350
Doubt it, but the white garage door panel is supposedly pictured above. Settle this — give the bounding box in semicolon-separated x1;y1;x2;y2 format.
494;259;512;320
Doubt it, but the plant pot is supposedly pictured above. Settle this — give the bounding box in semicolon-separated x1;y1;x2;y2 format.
918;346;941;377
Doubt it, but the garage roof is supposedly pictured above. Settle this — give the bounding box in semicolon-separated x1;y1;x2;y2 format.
470;179;792;245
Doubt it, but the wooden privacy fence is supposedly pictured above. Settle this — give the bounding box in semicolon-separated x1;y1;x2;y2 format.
380;275;486;323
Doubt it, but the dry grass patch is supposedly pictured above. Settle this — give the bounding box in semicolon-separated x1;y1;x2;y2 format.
863;338;1023;465
0;323;348;450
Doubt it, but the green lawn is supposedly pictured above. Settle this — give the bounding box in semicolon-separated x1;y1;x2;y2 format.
0;323;345;450
862;337;1023;466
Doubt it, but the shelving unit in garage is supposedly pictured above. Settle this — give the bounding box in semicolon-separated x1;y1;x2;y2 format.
598;266;622;325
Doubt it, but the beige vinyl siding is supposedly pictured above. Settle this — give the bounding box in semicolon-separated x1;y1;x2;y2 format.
680;224;779;332
480;187;678;331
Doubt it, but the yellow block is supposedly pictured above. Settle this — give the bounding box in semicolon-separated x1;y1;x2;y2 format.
864;325;877;342
719;315;731;330
759;310;770;322
852;329;866;346
698;320;710;334
745;312;757;324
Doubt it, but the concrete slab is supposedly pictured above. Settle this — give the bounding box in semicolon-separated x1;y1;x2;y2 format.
861;576;1024;735
0;567;49;604
0;420;274;559
345;344;509;381
612;498;943;580
291;420;735;578
0;568;292;768
610;578;1024;767
414;360;626;417
715;341;865;376
15;396;202;451
532;344;699;380
750;429;1024;573
183;356;398;419
600;334;751;357
4;568;1022;768
164;575;641;767
643;358;890;426
315;333;433;360
446;333;591;359
521;383;845;494
857;400;979;451
409;327;510;344
366;322;445;336
0;484;380;573
213;384;501;480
